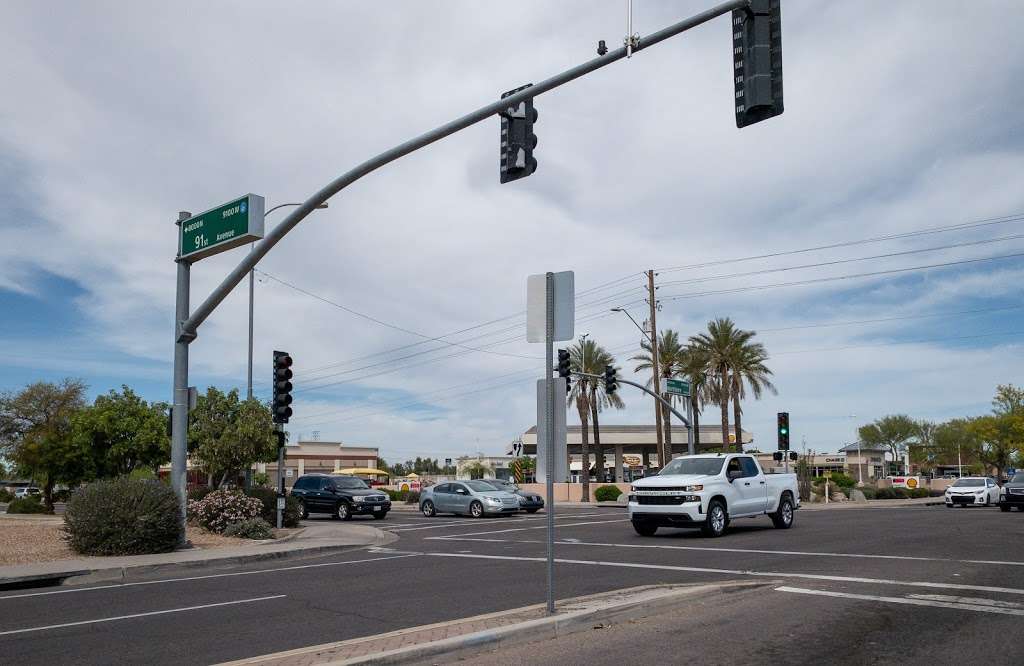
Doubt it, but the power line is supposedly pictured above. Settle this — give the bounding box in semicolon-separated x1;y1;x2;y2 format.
772;330;1024;356
656;212;1024;274
755;304;1024;333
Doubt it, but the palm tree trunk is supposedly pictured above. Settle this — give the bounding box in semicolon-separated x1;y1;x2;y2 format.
43;475;55;514
691;392;701;451
662;400;672;461
733;396;742;453
578;400;591;502
719;371;730;450
591;395;603;484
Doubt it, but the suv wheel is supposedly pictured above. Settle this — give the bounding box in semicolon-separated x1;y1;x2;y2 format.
701;500;728;538
421;500;436;517
470;501;484;518
297;500;309;520
335;502;352;521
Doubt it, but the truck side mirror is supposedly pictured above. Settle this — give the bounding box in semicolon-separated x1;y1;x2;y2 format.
727;470;743;481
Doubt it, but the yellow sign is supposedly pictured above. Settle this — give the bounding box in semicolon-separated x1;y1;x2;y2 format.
906;477;919;489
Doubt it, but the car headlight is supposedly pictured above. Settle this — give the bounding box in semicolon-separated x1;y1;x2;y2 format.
352;496;365;502
486;497;501;504
684;485;704;492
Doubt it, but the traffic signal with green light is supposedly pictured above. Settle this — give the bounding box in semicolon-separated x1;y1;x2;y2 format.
777;411;790;450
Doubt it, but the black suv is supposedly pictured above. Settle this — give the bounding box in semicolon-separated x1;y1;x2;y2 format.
290;474;391;520
999;473;1024;512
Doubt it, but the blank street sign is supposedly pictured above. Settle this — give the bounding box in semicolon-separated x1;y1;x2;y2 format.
526;271;574;343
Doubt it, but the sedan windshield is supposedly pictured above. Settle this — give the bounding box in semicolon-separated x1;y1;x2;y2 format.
331;477;369;489
951;478;984;487
660;457;725;476
465;480;500;492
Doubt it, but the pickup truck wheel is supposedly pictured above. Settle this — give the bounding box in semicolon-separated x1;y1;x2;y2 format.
1000;505;1011;512
632;520;658;537
701;500;728;538
771;495;795;529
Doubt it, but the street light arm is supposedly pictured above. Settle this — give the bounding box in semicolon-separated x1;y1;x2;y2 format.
575;371;690;427
612;308;653;344
178;0;748;338
264;202;328;218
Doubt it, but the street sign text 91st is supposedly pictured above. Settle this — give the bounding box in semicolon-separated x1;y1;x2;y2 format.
179;194;265;262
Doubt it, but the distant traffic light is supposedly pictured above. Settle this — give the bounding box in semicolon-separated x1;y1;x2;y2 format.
273;351;293;424
557;348;571;394
500;84;538;183
773;451;783;462
777;411;790;450
604;365;618;395
732;0;784;128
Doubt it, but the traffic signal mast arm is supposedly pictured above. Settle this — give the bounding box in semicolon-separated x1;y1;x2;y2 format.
177;0;751;340
574;371;691;428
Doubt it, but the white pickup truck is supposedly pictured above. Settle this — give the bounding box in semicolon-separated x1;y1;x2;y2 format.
628;453;799;538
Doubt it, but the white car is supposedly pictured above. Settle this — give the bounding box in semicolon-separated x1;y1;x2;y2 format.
944;477;999;507
13;487;41;499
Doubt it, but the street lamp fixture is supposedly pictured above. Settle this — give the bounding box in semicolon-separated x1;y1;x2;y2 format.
610;307;653;344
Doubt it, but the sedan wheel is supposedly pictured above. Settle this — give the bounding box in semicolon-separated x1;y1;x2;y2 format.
470;501;484;518
421;500;436;517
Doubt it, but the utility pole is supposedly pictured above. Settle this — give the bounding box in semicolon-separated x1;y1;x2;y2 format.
647;270;665;468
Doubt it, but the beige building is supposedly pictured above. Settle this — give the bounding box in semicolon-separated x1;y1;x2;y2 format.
754;442;888;481
259;440;379;489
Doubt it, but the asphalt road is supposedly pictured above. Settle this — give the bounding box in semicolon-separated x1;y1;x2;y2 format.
2;503;1022;664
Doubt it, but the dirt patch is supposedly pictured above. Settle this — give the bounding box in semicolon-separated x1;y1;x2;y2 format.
0;517;272;566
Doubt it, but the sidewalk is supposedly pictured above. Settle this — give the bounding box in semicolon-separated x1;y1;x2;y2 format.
799;496;944;510
0;519;396;589
217;581;766;666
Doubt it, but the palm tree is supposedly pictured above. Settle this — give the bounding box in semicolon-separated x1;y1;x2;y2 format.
588;346;625;483
568;338;623;496
690;318;752;451
632;330;686;461
728;339;776;452
678;344;711;451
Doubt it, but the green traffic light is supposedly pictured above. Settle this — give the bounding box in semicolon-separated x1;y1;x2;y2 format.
780;427;788;435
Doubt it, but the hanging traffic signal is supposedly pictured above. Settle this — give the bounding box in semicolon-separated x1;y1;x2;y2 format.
777;411;790;450
273;351;293;424
732;0;784;128
500;84;538;183
604;365;618;395
557;348;571;394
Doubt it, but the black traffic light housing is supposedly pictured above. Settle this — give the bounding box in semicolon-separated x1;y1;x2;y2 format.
732;0;784;128
789;451;798;462
500;84;538;183
273;351;294;424
604;365;618;394
777;411;790;450
557;348;571;394
773;450;783;462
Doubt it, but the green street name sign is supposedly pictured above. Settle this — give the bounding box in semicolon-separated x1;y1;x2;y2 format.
179;194;265;262
666;378;690;397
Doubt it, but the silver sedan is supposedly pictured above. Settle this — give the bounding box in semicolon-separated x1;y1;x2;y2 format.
420;480;520;518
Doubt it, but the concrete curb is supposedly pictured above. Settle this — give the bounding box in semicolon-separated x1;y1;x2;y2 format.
0;525;396;590
220;581;769;666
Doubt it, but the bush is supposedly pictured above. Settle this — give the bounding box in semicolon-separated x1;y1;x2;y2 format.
827;473;856;489
253;473;270;487
188;486;212;502
909;488;930;498
859;487;877;500
385;489;410;502
63;478;181;555
875;487;910;500
188;489;263;534
0;489;14;503
405;491;421;504
244;487;301;528
223;517;274;540
6;496;49;514
594;485;623;502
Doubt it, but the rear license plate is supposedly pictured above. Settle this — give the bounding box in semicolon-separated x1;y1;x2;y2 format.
373;506;382;512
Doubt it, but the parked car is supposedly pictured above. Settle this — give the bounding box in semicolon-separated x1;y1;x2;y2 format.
419;480;520;518
13;487;41;499
945;477;1000;507
289;474;391;520
477;479;544;513
628;453;799;538
998;473;1024;512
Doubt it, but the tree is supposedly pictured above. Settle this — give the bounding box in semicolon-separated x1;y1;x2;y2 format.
727;337;776;453
679;345;711;451
461;459;492;480
0;379;90;511
690;318;752;451
569;338;622;495
633;330;685;462
72;386;170;478
964;413;1023;480
584;341;623;483
188;388;277;488
992;384;1024;416
858;415;918;474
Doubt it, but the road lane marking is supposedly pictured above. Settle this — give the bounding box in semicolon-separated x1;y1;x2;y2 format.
386;513;622;532
908;594;1024;609
425;553;1024;596
0;595;286;636
425;519;630;538
0;554;420;601
775;587;1024;616
424;537;1024;568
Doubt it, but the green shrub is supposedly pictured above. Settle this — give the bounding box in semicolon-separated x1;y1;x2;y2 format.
928;488;945;497
875;487;910;500
188;489;263;534
594;485;623;502
0;489;14;503
385;489;410;502
910;488;930;498
223;517;274;540
6;496;49;514
859;487;877;500
63;478;181;555
253;473;270;487
405;491;421;504
827;473;856;488
52;488;72;503
188;486;212;502
244;487;301;528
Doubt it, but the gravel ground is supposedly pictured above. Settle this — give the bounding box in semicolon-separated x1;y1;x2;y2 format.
0;518;280;566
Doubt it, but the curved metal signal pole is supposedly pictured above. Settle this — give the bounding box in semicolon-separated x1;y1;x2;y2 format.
574;372;690;428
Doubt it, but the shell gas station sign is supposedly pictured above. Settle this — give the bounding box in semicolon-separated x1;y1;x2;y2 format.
890;476;920;489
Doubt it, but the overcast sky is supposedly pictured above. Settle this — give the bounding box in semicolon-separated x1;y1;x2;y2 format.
2;1;1023;463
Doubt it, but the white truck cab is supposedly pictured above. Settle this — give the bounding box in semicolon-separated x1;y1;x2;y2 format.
628;453;800;538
